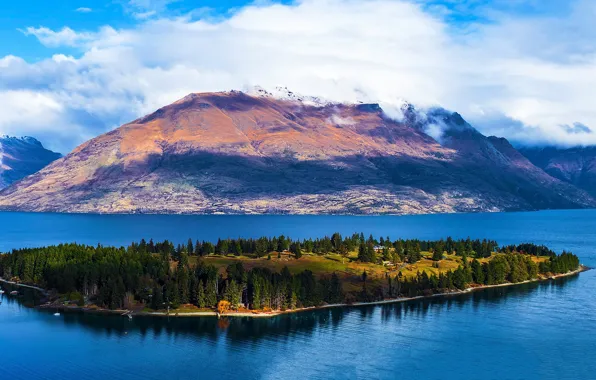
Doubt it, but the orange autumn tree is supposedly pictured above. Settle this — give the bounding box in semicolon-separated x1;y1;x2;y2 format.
217;300;231;315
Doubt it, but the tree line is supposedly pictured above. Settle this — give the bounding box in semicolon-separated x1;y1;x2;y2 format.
0;234;580;311
120;234;499;264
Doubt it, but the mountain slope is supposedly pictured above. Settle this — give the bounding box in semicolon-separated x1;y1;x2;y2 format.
0;136;61;189
0;91;593;214
520;146;596;197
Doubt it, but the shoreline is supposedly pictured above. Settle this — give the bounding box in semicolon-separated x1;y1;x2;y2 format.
6;265;587;319
3;208;590;218
0;278;48;296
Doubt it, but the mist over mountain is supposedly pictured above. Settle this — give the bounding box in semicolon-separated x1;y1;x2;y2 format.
0;90;593;215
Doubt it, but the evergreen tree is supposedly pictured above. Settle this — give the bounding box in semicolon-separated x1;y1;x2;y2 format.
196;281;206;308
151;286;164;310
432;243;443;261
187;239;194;256
290;242;302;259
471;259;485;284
205;278;218;308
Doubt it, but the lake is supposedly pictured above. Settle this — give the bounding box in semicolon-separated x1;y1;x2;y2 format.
0;210;595;380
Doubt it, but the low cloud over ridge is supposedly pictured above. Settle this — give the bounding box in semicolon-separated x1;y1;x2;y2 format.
2;0;596;152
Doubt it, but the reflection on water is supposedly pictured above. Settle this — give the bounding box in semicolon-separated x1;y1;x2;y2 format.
2;273;579;345
1;207;594;380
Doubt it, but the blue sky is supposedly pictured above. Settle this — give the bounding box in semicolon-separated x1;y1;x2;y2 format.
1;0;595;152
3;0;575;60
0;0;263;59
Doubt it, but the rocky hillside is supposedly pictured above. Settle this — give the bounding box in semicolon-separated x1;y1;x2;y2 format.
0;91;593;214
0;136;61;189
520;146;596;197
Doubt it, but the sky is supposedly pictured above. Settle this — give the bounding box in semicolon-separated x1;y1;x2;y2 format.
1;0;595;153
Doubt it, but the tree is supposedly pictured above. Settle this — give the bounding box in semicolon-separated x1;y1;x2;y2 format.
358;242;376;263
151;286;164;310
0;235;577;314
432;243;443;261
177;267;190;304
187;239;194;256
471;259;485;284
196;281;206;308
452;267;468;290
338;244;349;263
217;300;231;314
255;238;269;257
217;239;229;255
331;233;342;252
290;242;302;259
406;242;421;263
234;241;242;256
224;280;240;308
202;242;215;255
205;278;218;308
328;273;343;304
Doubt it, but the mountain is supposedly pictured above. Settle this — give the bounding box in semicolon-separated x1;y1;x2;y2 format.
519;146;596;197
0;136;61;190
0;90;593;214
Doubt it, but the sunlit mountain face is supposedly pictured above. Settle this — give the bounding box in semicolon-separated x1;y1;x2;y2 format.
0;90;593;214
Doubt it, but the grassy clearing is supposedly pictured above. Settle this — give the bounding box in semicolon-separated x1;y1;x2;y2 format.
192;253;356;275
399;252;461;278
190;250;552;283
188;250;537;293
191;252;388;292
192;252;418;279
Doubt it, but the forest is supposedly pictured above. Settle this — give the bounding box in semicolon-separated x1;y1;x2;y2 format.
0;234;581;312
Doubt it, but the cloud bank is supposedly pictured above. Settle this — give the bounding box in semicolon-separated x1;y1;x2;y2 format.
2;0;596;152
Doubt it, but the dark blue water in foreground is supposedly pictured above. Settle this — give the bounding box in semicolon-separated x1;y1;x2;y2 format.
1;210;595;380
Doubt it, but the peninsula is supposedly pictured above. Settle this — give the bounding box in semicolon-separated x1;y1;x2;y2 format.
0;233;584;317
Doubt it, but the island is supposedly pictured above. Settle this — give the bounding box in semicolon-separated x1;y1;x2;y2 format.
0;233;586;317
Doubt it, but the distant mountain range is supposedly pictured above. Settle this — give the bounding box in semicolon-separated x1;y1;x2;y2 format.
519;146;596;198
0;89;595;214
0;136;61;190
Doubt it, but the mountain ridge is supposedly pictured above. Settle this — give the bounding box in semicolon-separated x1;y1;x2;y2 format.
519;145;596;197
0;136;61;190
0;90;593;214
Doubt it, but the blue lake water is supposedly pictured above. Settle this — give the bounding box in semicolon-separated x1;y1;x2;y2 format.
0;209;595;380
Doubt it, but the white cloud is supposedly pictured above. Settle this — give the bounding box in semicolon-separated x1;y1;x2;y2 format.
20;26;94;47
3;0;596;152
330;115;356;127
0;91;75;149
75;7;93;13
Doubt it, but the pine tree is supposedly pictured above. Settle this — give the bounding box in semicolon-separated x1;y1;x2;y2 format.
187;238;194;256
471;259;485;284
224;280;239;308
151;286;164;310
196;281;206;308
205;278;217;308
432;246;443;261
290;242;302;259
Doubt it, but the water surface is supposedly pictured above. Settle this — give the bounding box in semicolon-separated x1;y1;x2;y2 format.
0;210;595;380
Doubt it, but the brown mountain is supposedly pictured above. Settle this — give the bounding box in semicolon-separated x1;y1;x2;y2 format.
0;91;593;214
520;145;596;197
0;136;61;190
